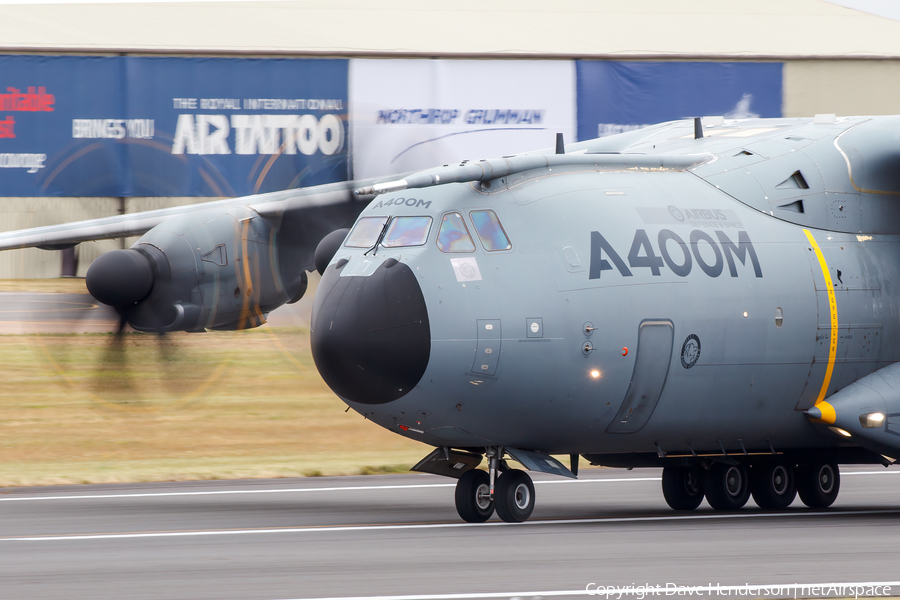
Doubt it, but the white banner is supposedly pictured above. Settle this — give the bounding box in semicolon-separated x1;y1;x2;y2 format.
349;59;576;180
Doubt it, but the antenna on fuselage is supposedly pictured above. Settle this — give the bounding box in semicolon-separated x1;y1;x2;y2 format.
693;117;704;140
555;132;565;154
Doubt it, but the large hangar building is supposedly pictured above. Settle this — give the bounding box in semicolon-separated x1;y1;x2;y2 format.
2;0;900;277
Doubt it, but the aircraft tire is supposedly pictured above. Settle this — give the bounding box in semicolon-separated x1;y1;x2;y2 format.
750;462;797;509
494;469;535;523
797;462;840;508
703;463;750;511
661;466;704;510
454;469;494;523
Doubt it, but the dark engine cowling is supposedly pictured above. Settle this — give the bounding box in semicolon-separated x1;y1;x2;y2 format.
86;206;309;332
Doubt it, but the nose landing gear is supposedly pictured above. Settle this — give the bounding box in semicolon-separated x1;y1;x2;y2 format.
453;447;537;523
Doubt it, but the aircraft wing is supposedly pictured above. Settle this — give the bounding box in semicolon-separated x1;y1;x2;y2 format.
0;126;707;254
0;180;373;252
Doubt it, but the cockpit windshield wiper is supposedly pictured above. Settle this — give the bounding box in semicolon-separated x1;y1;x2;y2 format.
364;219;390;256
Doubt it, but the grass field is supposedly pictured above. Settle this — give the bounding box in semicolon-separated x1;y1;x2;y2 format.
0;323;428;486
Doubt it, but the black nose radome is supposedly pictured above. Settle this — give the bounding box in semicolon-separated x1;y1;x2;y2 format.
314;228;350;276
311;259;430;405
86;249;154;307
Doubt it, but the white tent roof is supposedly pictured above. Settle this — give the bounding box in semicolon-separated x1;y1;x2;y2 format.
4;0;900;58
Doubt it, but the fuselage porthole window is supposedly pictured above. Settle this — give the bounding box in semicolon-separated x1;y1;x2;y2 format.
382;216;433;248
470;209;512;251
437;212;476;253
345;216;389;248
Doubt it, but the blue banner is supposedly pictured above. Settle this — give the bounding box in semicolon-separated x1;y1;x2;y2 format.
576;61;783;141
0;56;348;197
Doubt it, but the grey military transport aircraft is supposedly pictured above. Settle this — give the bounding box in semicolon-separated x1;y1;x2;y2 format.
2;114;899;523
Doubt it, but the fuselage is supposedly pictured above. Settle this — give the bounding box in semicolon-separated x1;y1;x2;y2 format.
310;116;900;463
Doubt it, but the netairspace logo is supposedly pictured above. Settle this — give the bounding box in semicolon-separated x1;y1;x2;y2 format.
583;583;896;599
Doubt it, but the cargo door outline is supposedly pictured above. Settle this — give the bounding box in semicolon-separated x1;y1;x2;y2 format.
472;319;501;376
606;319;674;434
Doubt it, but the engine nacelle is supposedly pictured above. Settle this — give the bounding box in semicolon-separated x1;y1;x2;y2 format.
87;205;309;332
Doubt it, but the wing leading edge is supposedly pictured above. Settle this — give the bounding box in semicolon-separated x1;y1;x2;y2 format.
0;181;374;252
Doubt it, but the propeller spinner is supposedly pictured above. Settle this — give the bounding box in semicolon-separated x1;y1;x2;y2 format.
85;249;154;309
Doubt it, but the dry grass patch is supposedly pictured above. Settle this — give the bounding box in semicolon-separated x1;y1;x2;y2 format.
0;327;426;486
0;278;88;293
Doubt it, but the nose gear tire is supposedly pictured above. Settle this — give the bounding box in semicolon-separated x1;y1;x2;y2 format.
494;469;535;523
454;469;494;523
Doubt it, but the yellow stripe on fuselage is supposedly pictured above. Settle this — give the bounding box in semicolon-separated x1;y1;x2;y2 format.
803;228;838;424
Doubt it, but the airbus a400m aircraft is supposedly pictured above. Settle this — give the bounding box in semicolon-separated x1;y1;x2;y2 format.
3;114;900;523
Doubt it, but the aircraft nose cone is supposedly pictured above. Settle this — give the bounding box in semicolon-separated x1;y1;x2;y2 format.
311;258;430;405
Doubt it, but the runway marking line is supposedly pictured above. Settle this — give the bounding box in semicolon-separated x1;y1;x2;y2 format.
1;470;895;503
3;508;900;542
0;477;662;502
265;581;900;600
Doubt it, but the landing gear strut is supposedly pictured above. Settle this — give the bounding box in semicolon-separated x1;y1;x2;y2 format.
453;447;536;523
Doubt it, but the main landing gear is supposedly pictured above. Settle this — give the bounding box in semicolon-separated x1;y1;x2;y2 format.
455;448;536;523
661;461;840;511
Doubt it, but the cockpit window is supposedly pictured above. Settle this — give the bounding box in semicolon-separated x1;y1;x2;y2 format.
345;216;389;248
437;212;476;253
382;216;433;248
470;210;511;251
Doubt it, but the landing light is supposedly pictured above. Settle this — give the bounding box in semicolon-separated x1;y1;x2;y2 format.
860;412;885;428
828;426;852;438
590;370;601;379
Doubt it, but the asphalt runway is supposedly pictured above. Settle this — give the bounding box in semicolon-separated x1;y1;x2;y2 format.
3;467;900;600
0;292;118;333
4;290;900;599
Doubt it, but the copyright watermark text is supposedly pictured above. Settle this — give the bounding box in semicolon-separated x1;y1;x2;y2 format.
584;583;894;599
